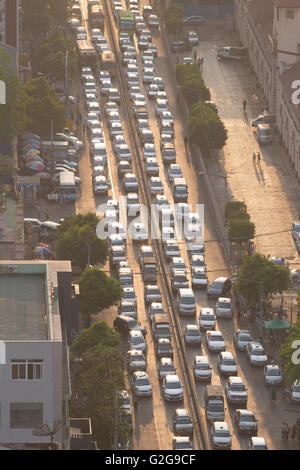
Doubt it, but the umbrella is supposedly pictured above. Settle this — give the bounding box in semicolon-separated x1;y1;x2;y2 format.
22;143;41;151
25;156;44;164
26;160;45;172
23;149;40;158
34;246;51;258
264;317;290;329
23;138;40;146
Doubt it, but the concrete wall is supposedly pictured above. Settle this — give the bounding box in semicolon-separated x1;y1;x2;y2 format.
178;1;234;20
273;7;300;71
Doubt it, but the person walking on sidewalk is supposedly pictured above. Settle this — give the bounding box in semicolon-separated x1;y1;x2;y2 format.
194;50;197;61
291;424;297;443
243;99;247;112
197;57;201;69
184;136;188;148
44;208;50;221
285;424;291;440
36;203;41;219
257;152;261;163
252;152;256;163
200;57;204;69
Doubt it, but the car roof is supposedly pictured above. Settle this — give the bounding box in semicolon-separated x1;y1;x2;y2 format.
195;355;209;363
129;329;143;337
186;324;199;330
251;437;266;445
165;374;180;382
134;371;147;378
229;376;244;384
175;408;189;417
160;357;173;365
201;307;214;314
237;409;254;416
214;421;229;431
220;351;234;359
218;297;231;303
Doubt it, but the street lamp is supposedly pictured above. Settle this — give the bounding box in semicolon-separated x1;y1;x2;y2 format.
198;171;228;188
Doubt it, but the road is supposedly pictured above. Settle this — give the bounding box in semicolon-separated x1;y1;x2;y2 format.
72;0;300;451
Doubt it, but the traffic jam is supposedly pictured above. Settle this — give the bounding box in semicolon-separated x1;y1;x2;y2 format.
73;0;277;451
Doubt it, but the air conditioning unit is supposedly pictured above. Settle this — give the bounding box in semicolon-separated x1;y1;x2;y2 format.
8;265;17;273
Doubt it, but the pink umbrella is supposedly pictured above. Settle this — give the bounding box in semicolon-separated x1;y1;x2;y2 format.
26;160;45;172
22;143;41;151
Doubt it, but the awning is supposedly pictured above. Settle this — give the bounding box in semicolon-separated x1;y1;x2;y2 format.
264;317;290;329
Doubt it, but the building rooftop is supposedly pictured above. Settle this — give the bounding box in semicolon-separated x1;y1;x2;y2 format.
273;0;300;7
0;260;72;341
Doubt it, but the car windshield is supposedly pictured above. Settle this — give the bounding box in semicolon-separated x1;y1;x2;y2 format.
131;337;143;344
161;365;174;372
223;358;235;365
136;378;149;386
202;315;214;321
231;384;245;391
194;273;206;279
182;297;195;304
212;282;223;289
176;442;191;450
166;382;181;389
175;276;187;282
195;364;209;370
122;397;130;406
158;327;170;335
210;335;223;341
187;329;200;336
252;349;265;356
239;334;252;341
267;369;280;376
262;128;272;136
160;343;171;350
215;431;230;437
130;354;144;362
208;403;224;411
148;289;159;295
240;415;255;422
294;385;300;392
218;302;231;309
176;186;186;192
177;417;191;424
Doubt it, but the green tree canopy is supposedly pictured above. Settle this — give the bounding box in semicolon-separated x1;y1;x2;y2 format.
176;63;210;105
225;201;248;219
71;320;121;357
37;31;77;83
234;253;291;307
55;224;108;270
23;77;66;137
79;266;123;320
165;2;184;34
228;218;255;242
280;319;300;384
22;0;50;38
0;49;27;140
58;212;100;234
188;102;227;154
70;322;128;449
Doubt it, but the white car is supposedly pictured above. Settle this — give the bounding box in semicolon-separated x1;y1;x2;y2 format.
164;240;180;259
161;226;176;245
133;371;152;397
216;297;233;318
131;222;148;243
264;364;283;386
185;223;202;242
143;68;154;84
249;437;268;450
145;157;159;176
199;307;216;330
206;330;226;352
225;376;248;405
247;342;268;366
143;143;156;159
109;122;123;138
160;111;174;125
163;375;183;402
117;144;132;161
184;324;201;346
193;355;212;382
127;192;140;217
168;164;182;181
171;256;187;274
211;422;231;450
149;177;164;195
105;101;119;116
192;267;208;289
122;287;137;305
217;351;238;376
148;84;159;99
113;135;126;153
155;99;168;117
188;30;199;46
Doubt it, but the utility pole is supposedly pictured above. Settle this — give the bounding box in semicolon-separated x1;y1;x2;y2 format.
87;230;92;266
50;119;54;179
113;390;118;450
65;49;69;107
258;282;264;340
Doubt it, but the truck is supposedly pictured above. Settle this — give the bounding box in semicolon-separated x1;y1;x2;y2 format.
151;314;171;342
204;384;225;422
217;46;247;62
58;171;76;202
76;39;97;68
172;177;188;203
141;256;157;284
42;140;69;162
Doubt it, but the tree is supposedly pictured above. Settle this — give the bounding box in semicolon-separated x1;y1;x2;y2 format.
37;31;78;83
234;253;291;307
79;266;123;320
0;49;27;140
176;63;210;105
55;224;108;270
225;201;248;219
23;77;66;137
188;102;228;155
280;319;300;384
70;321;128;449
165;2;184;35
71;321;121;357
58;213;100;234
228;218;255;242
48;0;70;25
22;0;50;39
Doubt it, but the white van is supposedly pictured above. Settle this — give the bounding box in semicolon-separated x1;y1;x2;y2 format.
199;307;216;331
177;288;196;315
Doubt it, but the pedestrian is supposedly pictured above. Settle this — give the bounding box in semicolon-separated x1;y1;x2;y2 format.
291;424;297;442
257;151;261;162
194;50;197;61
36;203;41;219
197;57;201;68
281;422;286;440
243;99;247;112
133;394;138;411
271;385;277;403
252;152;256;163
44;208;50;221
285;424;291;440
200;57;204;69
176;55;179;64
184;135;188;148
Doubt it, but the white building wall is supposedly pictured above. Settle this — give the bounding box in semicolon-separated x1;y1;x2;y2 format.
273;7;300;71
0;340;63;446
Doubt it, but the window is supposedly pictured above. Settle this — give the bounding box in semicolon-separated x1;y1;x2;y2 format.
286;9;294;19
11;360;43;380
10;403;43;429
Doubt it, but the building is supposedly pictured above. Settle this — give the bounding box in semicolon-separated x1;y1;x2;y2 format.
235;0;300;178
0;260;80;449
0;0;18;73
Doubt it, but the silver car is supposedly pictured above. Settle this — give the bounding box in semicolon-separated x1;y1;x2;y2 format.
184;324;201;346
